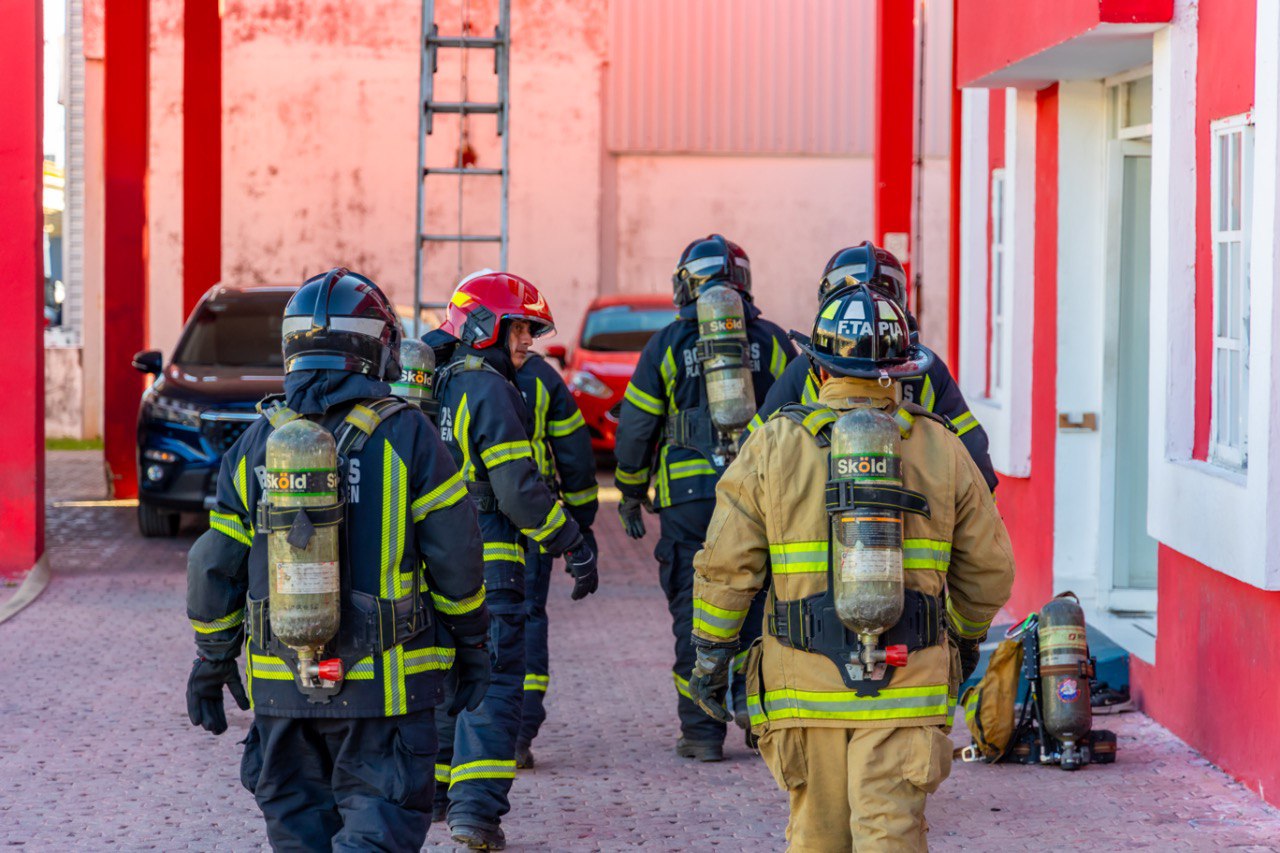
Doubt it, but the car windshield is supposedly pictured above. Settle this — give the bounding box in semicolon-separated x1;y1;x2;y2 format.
174;297;288;368
580;306;674;352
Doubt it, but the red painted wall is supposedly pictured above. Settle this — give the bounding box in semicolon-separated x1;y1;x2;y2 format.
874;0;914;276
1192;1;1256;459
955;0;1171;86
183;0;221;317
994;86;1058;619
103;0;150;499
0;0;44;580
1130;547;1280;804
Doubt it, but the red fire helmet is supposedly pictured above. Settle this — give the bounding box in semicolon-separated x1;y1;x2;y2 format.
440;271;556;350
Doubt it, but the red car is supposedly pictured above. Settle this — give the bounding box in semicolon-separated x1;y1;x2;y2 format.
545;294;676;454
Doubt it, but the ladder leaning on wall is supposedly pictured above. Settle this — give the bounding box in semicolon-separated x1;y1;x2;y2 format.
413;0;512;335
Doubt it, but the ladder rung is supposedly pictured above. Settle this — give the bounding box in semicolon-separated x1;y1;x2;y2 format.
424;167;504;176
427;101;502;115
427;35;503;49
421;234;503;243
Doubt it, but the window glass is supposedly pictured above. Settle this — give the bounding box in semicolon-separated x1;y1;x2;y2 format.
580;306;675;352
174;297;289;368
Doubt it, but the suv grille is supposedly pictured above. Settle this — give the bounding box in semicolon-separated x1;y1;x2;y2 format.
201;415;256;456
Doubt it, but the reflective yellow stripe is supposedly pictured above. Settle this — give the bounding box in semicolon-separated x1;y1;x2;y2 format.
656;445;671;507
692;599;748;640
801;408;837;435
659;347;678;403
248;653;293;680
412;472;467;521
668;458;717;479
673;672;692;700
383;645;407;716
769;541;827;574
484;542;525;563
524;673;550;692
405;646;456;674
547;409;586;438
947;597;992;639
893;407;915;437
431;586;486;615
382;441;407;599
234;456;254;537
920;375;937;412
456;394;475;481
624;382;664;416
449;759;517;787
562;484;598;506
733;648;750;674
531;379;552;477
346;657;376;680
344;404;382;436
525;503;567;543
616;466;649;486
746;412;765;434
748;684;951;725
435;764;451;783
191;608;244;635
480;440;534;468
903;538;952;572
951;411;979;436
801;371;821;405
769;338;787;379
209;511;252;546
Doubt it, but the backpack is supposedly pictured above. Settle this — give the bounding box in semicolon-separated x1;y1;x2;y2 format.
957;638;1023;762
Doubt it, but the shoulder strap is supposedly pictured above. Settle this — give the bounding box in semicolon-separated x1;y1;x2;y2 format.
257;395;303;430
896;401;958;437
336;397;413;457
771;404;836;448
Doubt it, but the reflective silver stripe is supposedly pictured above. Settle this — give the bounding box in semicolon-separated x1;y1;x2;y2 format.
281;315;388;338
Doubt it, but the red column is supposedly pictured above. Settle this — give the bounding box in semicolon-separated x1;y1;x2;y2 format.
184;0;221;316
0;0;44;580
875;0;916;299
103;0;149;499
947;0;962;370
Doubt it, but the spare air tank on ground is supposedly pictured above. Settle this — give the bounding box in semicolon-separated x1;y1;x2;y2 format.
828;407;907;679
695;284;756;432
1038;592;1093;769
265;418;343;689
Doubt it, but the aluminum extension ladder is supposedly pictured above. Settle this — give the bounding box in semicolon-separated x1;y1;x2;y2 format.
413;0;511;335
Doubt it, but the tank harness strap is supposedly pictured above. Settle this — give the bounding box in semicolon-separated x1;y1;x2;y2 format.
767;589;946;654
255;501;345;545
824;481;932;519
694;337;749;373
335;397;413;458
245;592;432;663
898;401;958;435
259;398;303;430
663;406;731;473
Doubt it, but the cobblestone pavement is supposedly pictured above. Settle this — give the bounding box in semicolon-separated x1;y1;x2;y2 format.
2;451;1279;850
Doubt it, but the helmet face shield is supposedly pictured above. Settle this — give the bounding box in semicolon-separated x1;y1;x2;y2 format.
672;234;751;306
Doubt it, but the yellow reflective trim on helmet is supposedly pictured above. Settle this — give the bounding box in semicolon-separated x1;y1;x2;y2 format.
821;300;841;320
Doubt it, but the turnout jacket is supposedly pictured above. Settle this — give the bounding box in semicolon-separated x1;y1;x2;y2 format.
692;376;1015;732
516;353;599;531
613;297;794;509
429;337;582;578
750;348;998;491
187;370;488;718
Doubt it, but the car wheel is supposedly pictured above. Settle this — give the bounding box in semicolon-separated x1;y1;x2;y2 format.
138;502;180;538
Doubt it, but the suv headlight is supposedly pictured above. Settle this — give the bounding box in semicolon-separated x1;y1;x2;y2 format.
144;395;205;428
569;370;613;400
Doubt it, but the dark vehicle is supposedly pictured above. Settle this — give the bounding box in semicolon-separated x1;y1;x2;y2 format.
132;284;296;537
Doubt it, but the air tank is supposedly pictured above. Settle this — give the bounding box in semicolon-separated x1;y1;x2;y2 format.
265;419;342;685
392;338;438;418
829;407;905;675
696;284;756;431
1038;592;1093;769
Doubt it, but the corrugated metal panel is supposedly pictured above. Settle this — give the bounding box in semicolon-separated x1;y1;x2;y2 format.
607;0;874;155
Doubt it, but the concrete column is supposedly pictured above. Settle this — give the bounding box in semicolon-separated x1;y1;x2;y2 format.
103;0;149;498
0;0;44;581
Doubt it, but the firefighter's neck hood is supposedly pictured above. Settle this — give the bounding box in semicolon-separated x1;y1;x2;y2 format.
283;368;393;415
677;293;761;323
817;376;901;411
454;341;517;382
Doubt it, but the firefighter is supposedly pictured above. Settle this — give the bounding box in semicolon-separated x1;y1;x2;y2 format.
614;234;794;762
688;284;1015;851
424;271;598;851
514;347;599;768
185;268;491;851
750;242;998;492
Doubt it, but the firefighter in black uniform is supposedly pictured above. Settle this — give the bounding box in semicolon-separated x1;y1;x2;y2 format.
185;268;491;851
750;242;998;491
424;271;598;851
514;350;599;768
614;234;793;762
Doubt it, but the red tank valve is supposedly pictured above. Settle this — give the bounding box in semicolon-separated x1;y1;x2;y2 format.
885;645;909;668
317;659;344;682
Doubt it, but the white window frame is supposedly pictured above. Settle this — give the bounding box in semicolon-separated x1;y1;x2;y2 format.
1108;65;1155;141
988;169;1008;399
1208;114;1253;470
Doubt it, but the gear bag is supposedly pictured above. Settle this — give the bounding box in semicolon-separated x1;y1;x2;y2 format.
957;638;1023;762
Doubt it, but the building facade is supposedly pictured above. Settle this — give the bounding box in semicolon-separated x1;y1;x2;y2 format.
953;0;1280;804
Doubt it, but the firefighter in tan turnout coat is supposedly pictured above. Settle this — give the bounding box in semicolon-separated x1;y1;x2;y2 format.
687;283;1015;851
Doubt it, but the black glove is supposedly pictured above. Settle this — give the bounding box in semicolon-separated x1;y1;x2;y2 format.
563;531;599;601
952;632;982;683
687;640;736;724
449;634;493;716
618;494;654;540
186;657;250;736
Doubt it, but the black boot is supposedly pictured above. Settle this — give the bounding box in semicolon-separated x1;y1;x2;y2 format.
676;737;725;762
514;740;535;769
450;821;506;850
